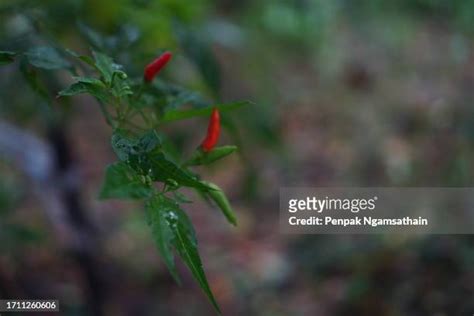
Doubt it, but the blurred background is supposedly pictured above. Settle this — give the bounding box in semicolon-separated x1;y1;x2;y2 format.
1;0;474;315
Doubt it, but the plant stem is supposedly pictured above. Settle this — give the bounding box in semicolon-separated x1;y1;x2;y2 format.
98;103;115;128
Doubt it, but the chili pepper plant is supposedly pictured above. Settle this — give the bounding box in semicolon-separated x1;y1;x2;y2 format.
0;44;249;313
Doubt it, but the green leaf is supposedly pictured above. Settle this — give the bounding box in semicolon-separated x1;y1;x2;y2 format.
58;82;105;98
99;162;154;200
111;130;161;161
145;195;180;283
143;152;212;191
111;131;211;191
174;223;220;311
111;75;133;98
175;227;220;312
91;51;131;98
72;76;105;85
161;101;251;123
66;49;96;67
25;46;71;70
203;182;237;226
92;51;123;84
185;146;237;166
145;194;220;313
58;77;108;103
0;51;16;65
167;197;220;313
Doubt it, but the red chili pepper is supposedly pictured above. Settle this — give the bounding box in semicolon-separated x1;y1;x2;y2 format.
144;51;172;82
201;108;220;152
